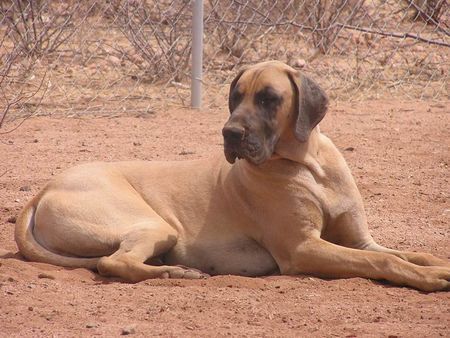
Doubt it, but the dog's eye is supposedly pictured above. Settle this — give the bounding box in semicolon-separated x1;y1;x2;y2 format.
229;91;243;114
257;94;278;108
233;91;243;103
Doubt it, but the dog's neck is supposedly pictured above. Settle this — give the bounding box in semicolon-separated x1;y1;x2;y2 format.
272;126;325;178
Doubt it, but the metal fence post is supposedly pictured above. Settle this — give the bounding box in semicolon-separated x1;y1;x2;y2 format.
191;0;203;109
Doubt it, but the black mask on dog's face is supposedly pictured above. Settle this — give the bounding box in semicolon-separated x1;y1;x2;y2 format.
223;62;328;165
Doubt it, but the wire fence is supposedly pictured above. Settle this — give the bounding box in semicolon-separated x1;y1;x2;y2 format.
0;0;448;124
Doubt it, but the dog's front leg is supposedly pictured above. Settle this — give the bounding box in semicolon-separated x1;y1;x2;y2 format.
265;230;450;292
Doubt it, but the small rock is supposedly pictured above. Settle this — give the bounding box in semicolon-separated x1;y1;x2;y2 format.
230;43;244;58
19;186;31;192
133;142;141;146
292;58;306;68
28;306;33;311
121;326;136;335
38;273;56;280
179;150;195;156
344;147;355;152
86;323;98;328
108;55;122;66
0;249;15;258
33;139;38;143
373;316;382;322
7;216;16;223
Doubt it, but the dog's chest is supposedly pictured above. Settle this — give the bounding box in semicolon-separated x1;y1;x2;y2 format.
163;235;278;276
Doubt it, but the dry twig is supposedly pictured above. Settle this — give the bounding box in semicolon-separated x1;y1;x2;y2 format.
0;70;48;134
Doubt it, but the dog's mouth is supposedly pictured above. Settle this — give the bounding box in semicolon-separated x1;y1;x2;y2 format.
223;136;269;165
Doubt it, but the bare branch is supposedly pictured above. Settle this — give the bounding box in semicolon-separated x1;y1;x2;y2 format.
5;0;82;56
0;70;48;134
209;18;450;48
339;23;450;48
407;0;449;35
0;170;10;178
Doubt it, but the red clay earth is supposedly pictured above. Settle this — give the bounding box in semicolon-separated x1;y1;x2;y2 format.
0;100;449;337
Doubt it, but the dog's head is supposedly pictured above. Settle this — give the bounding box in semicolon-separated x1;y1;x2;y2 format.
222;61;328;165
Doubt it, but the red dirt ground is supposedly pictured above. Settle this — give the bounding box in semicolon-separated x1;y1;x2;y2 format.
0;100;449;337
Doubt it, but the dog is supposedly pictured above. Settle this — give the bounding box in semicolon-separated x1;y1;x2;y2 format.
15;61;449;291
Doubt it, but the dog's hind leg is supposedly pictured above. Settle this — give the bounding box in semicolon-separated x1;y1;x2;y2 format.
97;220;207;282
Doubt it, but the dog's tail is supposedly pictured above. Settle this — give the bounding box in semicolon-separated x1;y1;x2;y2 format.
14;199;99;270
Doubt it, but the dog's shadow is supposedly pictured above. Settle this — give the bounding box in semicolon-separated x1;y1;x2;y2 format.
0;250;430;292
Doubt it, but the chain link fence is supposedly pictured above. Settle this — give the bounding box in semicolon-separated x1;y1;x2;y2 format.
1;0;448;125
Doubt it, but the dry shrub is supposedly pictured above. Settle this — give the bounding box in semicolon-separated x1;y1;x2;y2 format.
406;0;448;23
0;0;84;57
107;0;192;83
300;0;366;54
205;0;366;58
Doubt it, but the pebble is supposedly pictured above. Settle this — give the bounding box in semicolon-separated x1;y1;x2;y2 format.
0;249;15;258
292;58;306;68
108;55;122;66
121;326;136;335
38;273;56;280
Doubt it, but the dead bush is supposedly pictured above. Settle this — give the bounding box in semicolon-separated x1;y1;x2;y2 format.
406;0;448;23
107;0;192;83
0;51;48;132
301;0;366;54
0;0;84;57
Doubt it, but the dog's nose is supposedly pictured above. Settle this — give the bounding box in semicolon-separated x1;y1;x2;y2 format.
222;126;245;144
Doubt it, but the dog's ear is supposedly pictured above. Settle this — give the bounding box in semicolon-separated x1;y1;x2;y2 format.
228;66;248;113
287;71;328;142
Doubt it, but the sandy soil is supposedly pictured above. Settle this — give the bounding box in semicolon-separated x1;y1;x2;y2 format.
0;100;449;337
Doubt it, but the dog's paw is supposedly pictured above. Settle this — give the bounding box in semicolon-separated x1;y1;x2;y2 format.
414;266;450;292
161;266;209;279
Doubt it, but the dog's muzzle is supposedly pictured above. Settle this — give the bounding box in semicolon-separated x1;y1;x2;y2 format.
222;125;245;164
222;126;245;146
222;125;266;165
